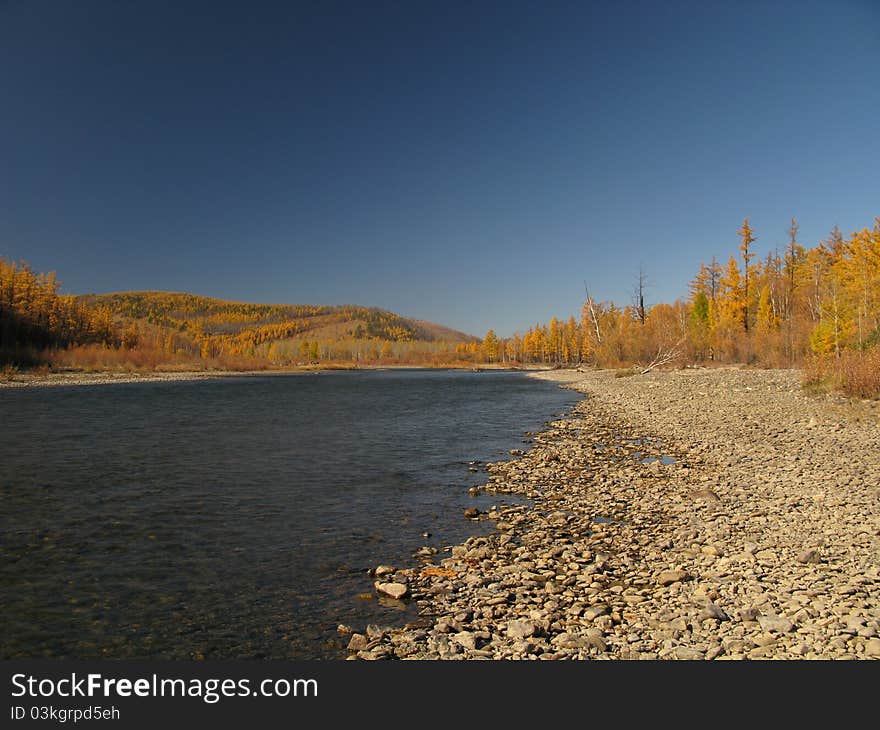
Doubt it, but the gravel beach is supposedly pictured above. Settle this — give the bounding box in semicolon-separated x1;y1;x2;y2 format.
0;370;240;388
350;366;880;660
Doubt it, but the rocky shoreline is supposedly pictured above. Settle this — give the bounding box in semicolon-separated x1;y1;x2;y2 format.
346;367;880;660
0;370;243;388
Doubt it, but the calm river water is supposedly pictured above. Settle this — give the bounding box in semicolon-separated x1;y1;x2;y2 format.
0;369;580;659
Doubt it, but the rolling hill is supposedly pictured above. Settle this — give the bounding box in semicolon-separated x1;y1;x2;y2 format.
77;291;480;365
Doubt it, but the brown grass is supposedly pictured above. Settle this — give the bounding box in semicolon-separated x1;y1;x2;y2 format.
802;346;880;399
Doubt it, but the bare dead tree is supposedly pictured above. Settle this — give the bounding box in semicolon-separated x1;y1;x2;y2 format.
785;216;800;366
583;281;602;344
632;264;649;325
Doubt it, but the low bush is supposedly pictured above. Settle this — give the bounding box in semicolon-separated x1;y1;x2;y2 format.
802;346;880;399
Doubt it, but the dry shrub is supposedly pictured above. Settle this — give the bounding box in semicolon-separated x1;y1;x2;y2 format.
50;345;277;373
211;354;271;371
50;344;205;373
837;347;880;399
802;354;831;392
1;363;19;381
803;347;880;399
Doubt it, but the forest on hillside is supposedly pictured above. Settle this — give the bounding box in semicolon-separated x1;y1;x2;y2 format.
0;263;480;371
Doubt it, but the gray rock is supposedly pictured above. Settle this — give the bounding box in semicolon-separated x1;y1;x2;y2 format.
699;603;730;621
583;604;610;621
722;637;748;654
347;633;369;651
797;548;820;564
672;646;706;660
551;632;590;649
757;615;795;633
584;628;607;652
507;619;537;639
452;632;478;650
433;619;454;634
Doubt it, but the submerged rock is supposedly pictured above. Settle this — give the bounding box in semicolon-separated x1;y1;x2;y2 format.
374;582;409;600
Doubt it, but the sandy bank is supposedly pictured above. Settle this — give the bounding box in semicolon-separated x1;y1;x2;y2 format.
350;366;880;660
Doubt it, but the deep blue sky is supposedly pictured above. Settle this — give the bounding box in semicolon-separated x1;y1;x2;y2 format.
2;1;878;337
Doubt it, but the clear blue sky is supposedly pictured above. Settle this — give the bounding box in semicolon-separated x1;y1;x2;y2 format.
2;1;878;338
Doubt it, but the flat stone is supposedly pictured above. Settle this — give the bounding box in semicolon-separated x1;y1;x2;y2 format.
451;632;477;650
757;615;795;633
672;646;705;660
375;581;409;600
865;639;880;657
507;619;537;639
845;616;866;632
755;549;777;564
551;632;590;649
657;570;690;586
722;638;747;653
583;605;610;621
752;633;777;647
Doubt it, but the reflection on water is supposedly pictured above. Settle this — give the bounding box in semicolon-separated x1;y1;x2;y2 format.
0;370;580;659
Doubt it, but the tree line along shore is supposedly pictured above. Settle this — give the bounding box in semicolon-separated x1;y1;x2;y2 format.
2;215;879;397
